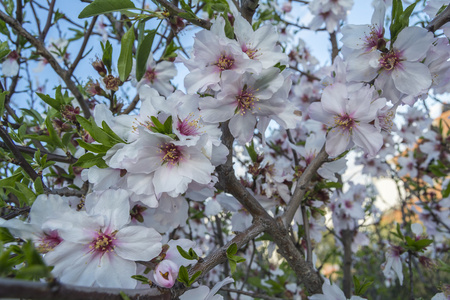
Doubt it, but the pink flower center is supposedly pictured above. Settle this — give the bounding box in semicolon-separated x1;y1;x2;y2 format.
242;45;259;59
90;231;116;254
334;113;356;132
160;143;183;165
379;50;401;71
37;231;62;253
236;86;259;115
145;68;157;83
177;113;202;136
364;26;384;50
215;55;234;71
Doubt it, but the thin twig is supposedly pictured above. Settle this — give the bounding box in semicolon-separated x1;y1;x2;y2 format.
68;16;98;77
39;0;56;41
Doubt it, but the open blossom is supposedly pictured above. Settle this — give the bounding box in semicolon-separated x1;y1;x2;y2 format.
180;277;234;300
199;68;286;143
181;17;261;94
382;244;404;285
44;189;162;288
309;281;366;300
308;83;385;157
134;53;177;97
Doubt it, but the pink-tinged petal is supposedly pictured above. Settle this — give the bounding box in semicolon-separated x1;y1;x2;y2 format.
153;260;179;288
208;277;234;297
321;83;348;115
199;98;236;123
392;62;431;95
126;173;156;197
96;254;136;288
322;282;346;300
308;102;334;126
86;189;131;230
229;114;257;144
185;66;220;94
347;87;375;121
326;128;351;157
392;258;404;285
153;166;189;195
180;286;210;300
2;58;19;77
177;151;214;185
45;242;97;287
395;27;434;61
114;226;161;261
352;123;383;156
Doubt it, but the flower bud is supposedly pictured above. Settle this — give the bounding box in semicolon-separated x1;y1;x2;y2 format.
153;259;179;288
92;59;107;77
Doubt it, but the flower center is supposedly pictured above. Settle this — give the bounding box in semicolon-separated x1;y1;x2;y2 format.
160;271;170;280
236;86;259;115
379;50;401;71
37;231;62;253
90;231;116;254
145;68;157;83
177;113;202;136
131;204;147;223
160;143;183;165
334;114;356;132
215;55;234;71
243;45;259;60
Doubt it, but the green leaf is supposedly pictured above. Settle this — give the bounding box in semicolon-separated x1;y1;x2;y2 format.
118;26;135;82
15;182;36;204
0;91;9;117
0;227;15;243
36;92;60;111
245;140;258;163
34;177;44;195
131;275;151;284
119;291;131;300
0;41;10;61
227;243;238;256
229;259;237;273
45;116;64;149
78;0;136;18
136;29;157;81
222;12;234;39
177;265;190;285
76;139;110;154
177;245;194;260
101;41;113;74
101;121;126;144
74;152;108;168
188;270;202;285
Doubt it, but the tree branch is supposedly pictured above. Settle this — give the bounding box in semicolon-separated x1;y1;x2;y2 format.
0;277;169;300
0;10;91;118
68;16;98;77
283;146;328;227
0;141;77;164
0;126;50;192
153;0;211;29
426;3;450;32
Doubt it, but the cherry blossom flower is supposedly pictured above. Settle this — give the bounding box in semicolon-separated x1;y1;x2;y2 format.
382;244;404;285
180;277;234;300
134;53;177;97
308;83;385;157
44;189;162;288
2;50;19;77
309;281;366;300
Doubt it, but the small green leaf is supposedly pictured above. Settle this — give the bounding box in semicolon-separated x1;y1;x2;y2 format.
131;275;151;284
101;41;113;74
227;243;238;256
36;92;60;111
74;153;108;168
118;26;135;82
177;245;193;260
245;140;258;163
0;227;15;243
177;265;190;285
34;177;44;195
188;270;202;285
136;29;157;81
0;91;9;117
76;139;110;154
79;0;136;19
119;291;131;300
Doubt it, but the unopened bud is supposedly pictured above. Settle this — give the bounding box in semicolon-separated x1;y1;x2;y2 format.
92;59;107;77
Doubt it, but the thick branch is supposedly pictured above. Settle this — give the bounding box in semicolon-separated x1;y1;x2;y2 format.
0;277;169;300
0;10;91;118
426;3;450;32
172;221;265;298
240;0;259;24
284;146;328;227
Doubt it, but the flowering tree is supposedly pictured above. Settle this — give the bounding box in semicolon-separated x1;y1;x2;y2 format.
0;0;449;299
